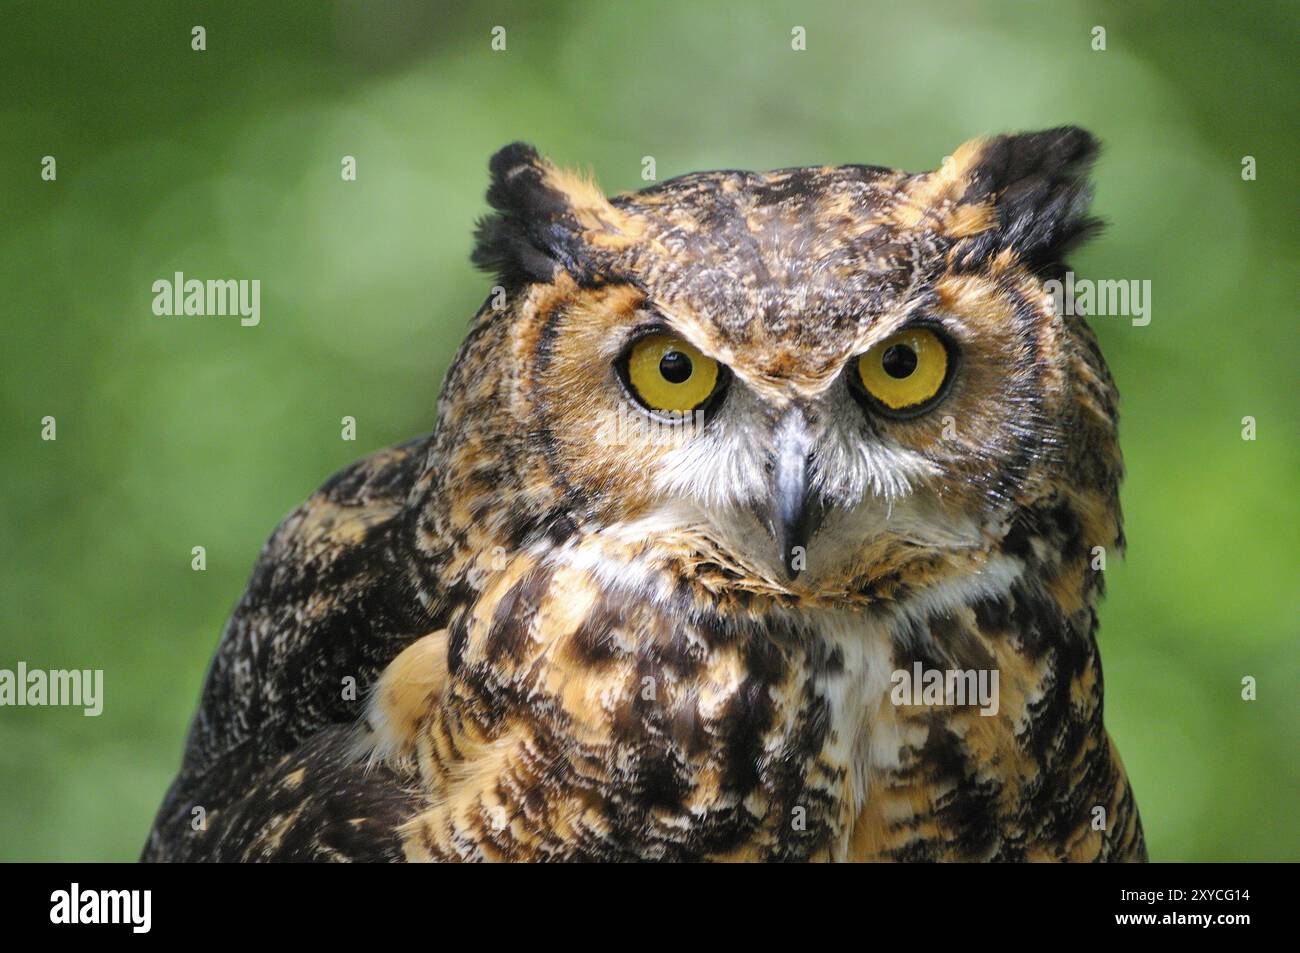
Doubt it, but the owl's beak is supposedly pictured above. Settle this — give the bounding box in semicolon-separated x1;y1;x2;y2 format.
768;410;819;580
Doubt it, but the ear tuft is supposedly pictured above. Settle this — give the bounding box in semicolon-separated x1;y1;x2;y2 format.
483;142;572;226
951;126;1102;274
472;142;570;286
472;142;630;288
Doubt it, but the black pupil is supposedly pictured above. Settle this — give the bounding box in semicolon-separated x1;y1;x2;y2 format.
881;344;918;379
659;350;693;384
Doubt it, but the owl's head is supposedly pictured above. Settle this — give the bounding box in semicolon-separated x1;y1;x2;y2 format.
460;129;1120;606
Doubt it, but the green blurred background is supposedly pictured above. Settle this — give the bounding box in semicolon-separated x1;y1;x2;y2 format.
1;0;1295;861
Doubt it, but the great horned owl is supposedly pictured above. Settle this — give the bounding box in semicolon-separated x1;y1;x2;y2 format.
144;127;1146;862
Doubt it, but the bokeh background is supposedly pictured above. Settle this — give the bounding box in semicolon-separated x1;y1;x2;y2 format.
1;0;1295;862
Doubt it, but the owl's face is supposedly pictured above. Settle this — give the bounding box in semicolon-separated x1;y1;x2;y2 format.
471;131;1110;602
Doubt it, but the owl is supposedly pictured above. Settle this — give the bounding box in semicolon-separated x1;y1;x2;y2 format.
144;126;1146;862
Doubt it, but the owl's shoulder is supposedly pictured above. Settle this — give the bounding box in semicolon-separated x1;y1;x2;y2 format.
145;722;424;861
146;436;443;858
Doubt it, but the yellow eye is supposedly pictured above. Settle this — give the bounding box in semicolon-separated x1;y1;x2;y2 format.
855;327;951;414
623;333;721;414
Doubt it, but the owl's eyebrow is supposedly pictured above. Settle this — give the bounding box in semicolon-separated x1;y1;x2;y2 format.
851;298;945;353
623;314;671;338
626;304;730;364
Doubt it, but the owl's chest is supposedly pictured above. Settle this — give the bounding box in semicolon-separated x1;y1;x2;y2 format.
447;551;907;859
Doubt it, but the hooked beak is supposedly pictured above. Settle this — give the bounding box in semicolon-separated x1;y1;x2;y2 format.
767;410;821;580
